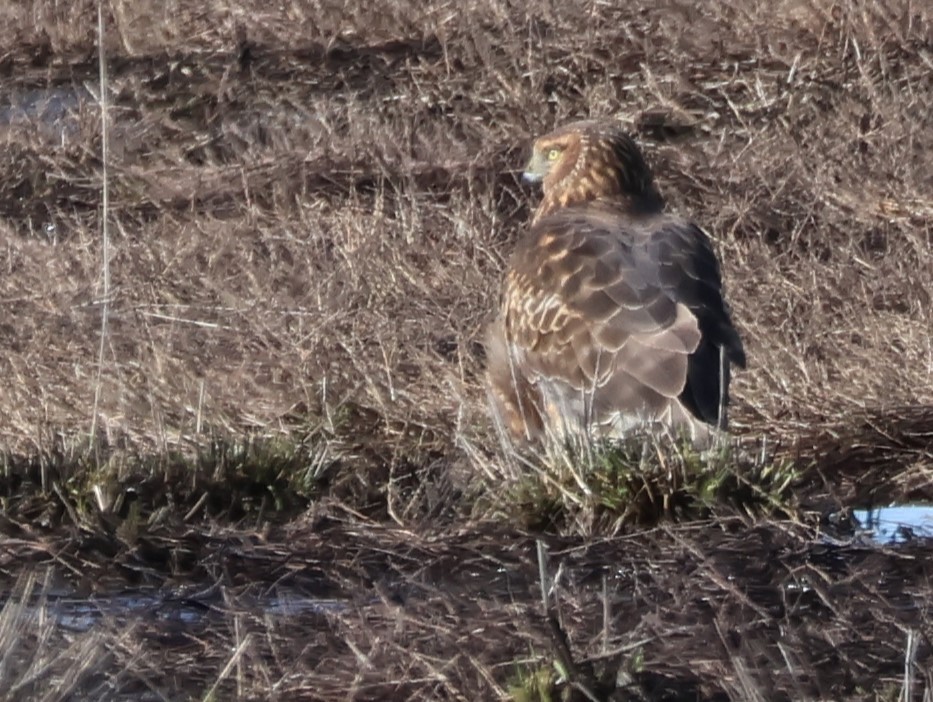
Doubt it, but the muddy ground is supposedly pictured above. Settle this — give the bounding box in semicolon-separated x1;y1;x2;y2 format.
0;0;932;700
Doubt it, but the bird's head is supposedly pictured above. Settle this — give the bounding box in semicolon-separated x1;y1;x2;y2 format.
523;120;663;219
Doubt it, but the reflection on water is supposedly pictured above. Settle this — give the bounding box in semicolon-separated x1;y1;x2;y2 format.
0;86;91;144
852;504;933;544
11;588;349;634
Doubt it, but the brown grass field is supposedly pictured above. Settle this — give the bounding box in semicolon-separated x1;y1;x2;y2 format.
1;0;932;699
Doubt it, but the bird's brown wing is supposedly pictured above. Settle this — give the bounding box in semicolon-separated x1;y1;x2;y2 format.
498;205;743;434
643;214;746;425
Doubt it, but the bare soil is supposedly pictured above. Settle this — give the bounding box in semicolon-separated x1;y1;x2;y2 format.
0;0;932;699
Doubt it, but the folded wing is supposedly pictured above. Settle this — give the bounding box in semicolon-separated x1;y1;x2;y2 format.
488;204;744;441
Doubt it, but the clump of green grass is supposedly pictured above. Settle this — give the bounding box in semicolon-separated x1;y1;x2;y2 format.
492;433;798;533
507;632;650;701
509;664;558;702
0;432;338;534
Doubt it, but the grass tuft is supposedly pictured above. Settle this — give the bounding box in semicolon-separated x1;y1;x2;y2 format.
0;433;336;534
495;434;799;533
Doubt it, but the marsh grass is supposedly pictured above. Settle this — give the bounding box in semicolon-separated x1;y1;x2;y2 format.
1;433;332;535
490;434;800;533
0;573;113;702
1;0;931;467
1;511;932;700
0;0;932;698
509;666;558;702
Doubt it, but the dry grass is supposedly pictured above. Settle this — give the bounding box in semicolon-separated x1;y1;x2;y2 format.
1;0;930;464
2;519;933;700
1;0;932;699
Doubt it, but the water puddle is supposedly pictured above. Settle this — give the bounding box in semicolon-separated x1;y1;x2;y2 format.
852;504;933;544
7;587;349;634
0;86;91;144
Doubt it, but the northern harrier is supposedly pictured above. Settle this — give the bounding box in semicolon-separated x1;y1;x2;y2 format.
486;119;746;448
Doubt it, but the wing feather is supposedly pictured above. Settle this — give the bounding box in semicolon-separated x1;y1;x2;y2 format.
495;203;742;434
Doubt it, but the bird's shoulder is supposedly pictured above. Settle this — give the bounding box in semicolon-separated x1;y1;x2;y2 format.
507;203;715;298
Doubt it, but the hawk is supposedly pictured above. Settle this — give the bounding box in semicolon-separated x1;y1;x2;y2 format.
486;119;746;448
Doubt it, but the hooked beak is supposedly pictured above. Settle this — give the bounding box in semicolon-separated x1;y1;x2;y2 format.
521;170;544;185
522;150;547;186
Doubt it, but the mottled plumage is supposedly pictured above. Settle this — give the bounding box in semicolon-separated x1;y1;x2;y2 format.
486;120;746;447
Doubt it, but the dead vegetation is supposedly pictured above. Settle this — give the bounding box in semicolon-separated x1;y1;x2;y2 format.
3;518;933;700
0;0;932;699
1;0;930;460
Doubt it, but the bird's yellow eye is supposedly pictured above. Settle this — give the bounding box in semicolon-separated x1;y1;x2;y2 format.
546;148;562;161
